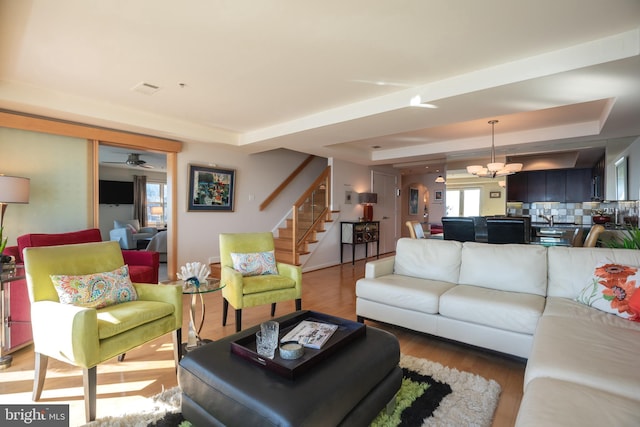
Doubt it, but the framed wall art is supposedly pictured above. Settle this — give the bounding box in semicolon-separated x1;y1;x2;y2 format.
490;191;501;198
188;164;236;211
345;190;353;205
409;187;419;215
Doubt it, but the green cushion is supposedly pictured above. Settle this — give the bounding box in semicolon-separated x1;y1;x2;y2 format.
242;275;296;295
97;300;174;339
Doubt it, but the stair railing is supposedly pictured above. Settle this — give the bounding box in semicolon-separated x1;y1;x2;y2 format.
260;155;315;211
290;166;331;260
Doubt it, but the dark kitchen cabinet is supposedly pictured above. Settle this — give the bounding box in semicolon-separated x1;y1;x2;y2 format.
508;168;592;203
527;171;546;202
566;169;592;202
591;155;605;201
507;173;527;202
545;170;566;202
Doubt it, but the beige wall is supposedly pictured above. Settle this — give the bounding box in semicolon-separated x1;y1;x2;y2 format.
1;126;387;272
445;176;506;216
0;127;92;242
399;172;505;237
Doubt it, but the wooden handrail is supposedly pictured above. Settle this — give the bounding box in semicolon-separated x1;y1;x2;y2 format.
293;166;331;207
259;155;315;211
292;166;331;252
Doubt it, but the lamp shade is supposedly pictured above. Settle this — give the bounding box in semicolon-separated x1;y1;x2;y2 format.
150;206;163;215
0;175;30;204
358;192;377;205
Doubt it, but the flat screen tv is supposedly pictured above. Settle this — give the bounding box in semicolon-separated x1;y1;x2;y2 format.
99;180;134;205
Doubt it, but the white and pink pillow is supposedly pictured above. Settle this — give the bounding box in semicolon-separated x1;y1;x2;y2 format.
576;261;640;321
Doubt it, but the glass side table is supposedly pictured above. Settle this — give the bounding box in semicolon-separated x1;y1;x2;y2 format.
162;278;224;350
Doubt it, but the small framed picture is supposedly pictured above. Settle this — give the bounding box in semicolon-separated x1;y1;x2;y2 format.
490;191;501;198
188;164;235;211
345;190;353;205
435;191;443;200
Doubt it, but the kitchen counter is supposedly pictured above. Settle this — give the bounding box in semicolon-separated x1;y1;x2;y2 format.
530;222;584;228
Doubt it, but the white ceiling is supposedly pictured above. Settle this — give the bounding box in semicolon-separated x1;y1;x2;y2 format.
2;0;640;176
99;146;166;171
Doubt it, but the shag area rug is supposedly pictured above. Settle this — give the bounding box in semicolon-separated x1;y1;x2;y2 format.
85;354;501;427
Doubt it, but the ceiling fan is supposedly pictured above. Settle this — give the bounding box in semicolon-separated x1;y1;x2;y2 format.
103;153;154;169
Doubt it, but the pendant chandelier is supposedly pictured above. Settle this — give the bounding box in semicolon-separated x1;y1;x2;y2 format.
466;120;522;178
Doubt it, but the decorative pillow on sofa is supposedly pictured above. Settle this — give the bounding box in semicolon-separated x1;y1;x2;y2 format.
51;265;138;309
575;262;639;321
630;288;640;317
230;251;278;276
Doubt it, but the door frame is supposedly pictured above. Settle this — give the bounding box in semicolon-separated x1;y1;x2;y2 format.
372;170;399;254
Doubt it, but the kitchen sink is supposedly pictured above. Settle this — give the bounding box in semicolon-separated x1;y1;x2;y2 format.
538;228;567;236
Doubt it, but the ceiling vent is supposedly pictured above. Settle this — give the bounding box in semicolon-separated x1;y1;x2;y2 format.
131;82;160;95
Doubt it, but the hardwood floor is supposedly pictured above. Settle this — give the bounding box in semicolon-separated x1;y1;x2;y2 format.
0;257;525;426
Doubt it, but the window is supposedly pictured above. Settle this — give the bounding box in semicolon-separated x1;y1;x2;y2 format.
146;181;167;227
446;188;480;216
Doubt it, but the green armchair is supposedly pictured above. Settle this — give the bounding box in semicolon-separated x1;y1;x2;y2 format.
23;241;182;422
219;232;302;332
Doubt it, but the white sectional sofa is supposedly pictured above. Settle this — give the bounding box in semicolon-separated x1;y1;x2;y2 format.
356;238;640;426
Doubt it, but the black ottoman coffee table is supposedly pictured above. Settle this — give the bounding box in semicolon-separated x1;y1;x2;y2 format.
178;310;401;426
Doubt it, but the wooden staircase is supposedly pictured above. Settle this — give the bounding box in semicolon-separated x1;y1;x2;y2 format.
274;206;333;265
273;166;333;265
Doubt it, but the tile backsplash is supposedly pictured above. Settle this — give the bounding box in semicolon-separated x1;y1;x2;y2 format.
507;200;640;226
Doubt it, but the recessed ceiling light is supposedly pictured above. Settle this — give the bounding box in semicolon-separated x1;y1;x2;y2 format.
409;95;438;109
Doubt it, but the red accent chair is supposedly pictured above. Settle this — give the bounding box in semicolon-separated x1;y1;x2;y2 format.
5;228;159;284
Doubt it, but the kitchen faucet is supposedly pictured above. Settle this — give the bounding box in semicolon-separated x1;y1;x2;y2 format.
539;214;554;226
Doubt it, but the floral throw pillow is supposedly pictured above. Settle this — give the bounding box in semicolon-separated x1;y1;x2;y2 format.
51;265;138;309
230;251;278;277
575;261;639;321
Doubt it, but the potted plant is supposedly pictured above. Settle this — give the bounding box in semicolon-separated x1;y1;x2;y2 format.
0;226;6;257
0;227;13;271
605;225;640;250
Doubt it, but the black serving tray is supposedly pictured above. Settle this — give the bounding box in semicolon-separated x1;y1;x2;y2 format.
230;311;366;379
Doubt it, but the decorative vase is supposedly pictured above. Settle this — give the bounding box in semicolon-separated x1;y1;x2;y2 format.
592;215;611;224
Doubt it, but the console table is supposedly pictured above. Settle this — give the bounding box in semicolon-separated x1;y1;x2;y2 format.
1;266;32;369
340;221;380;265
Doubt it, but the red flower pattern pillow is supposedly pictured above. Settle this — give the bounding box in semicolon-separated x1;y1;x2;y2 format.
576;262;639;321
